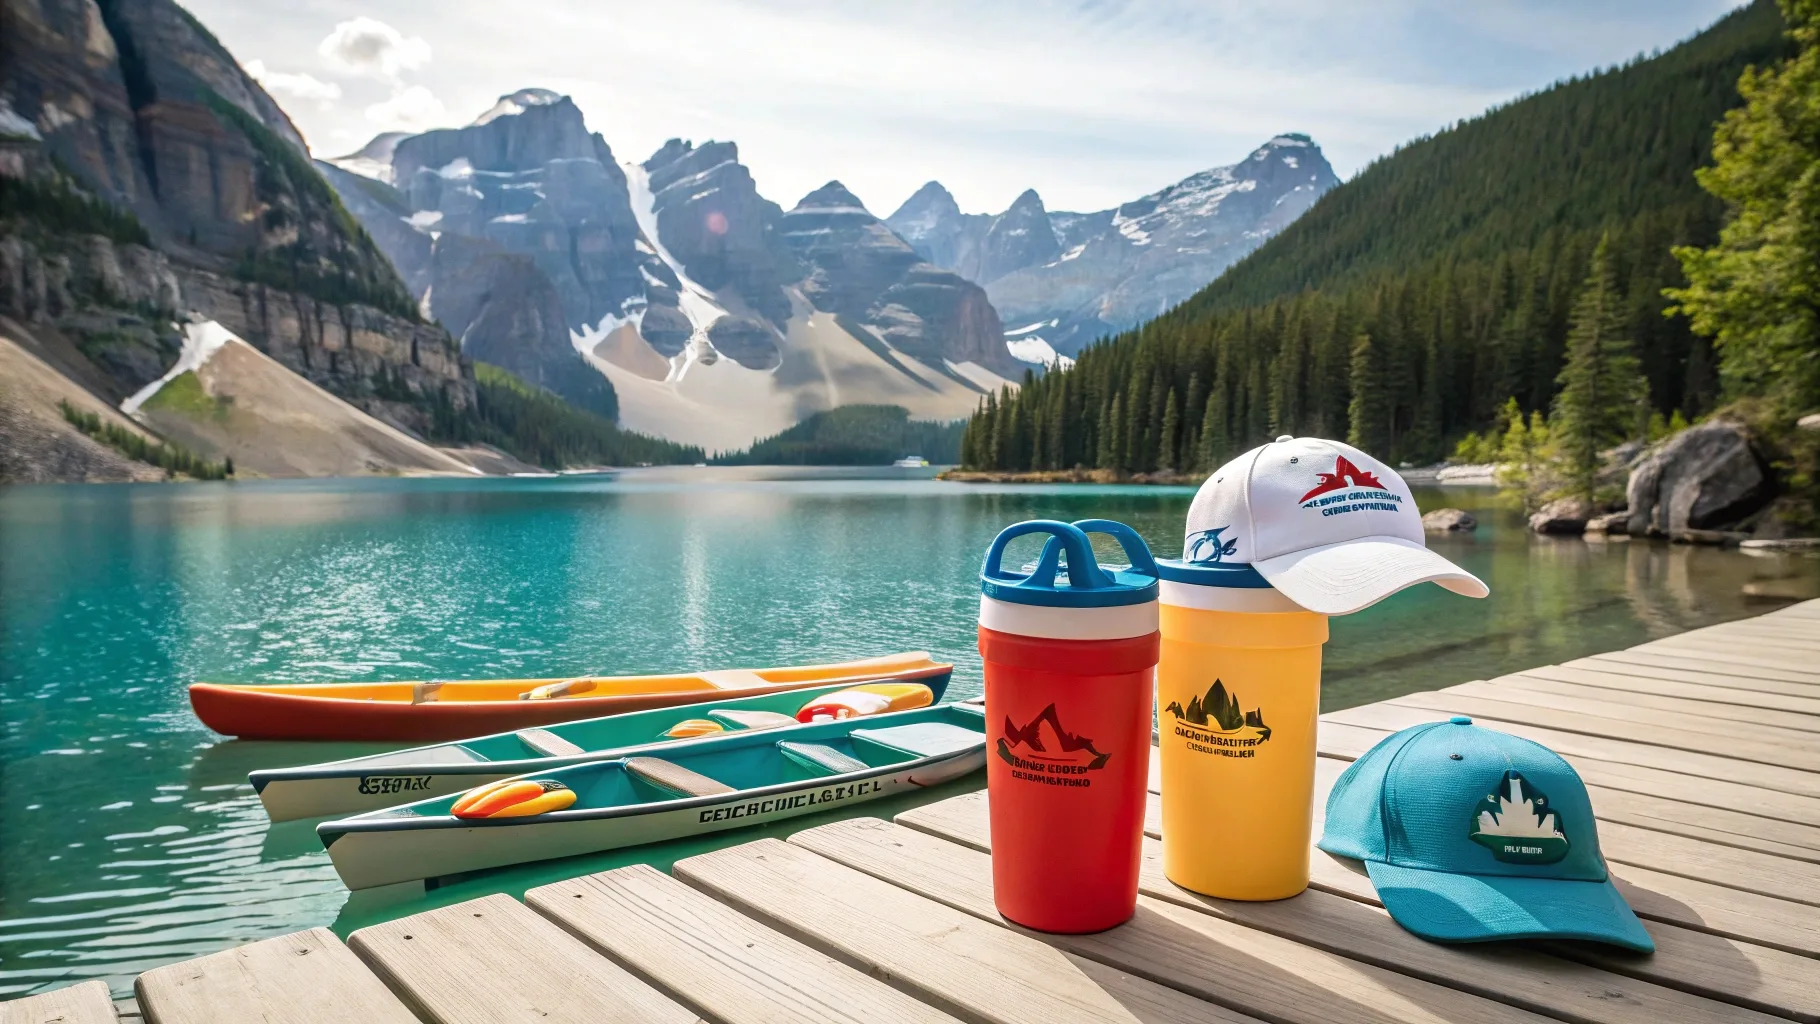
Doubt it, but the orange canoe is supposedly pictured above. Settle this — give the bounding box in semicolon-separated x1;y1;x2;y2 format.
188;652;953;741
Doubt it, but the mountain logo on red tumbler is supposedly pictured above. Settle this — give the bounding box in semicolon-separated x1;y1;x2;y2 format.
1298;455;1389;504
998;703;1110;771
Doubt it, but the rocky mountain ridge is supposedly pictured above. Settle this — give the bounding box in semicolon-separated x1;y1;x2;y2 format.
327;93;1021;448
0;0;475;447
888;135;1340;357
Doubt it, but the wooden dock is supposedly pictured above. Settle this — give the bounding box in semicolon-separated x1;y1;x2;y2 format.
8;601;1820;1024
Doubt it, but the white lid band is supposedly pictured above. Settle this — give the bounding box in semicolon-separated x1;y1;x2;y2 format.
978;595;1159;641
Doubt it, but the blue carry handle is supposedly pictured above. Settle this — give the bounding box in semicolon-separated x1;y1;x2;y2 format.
1069;519;1161;579
981;520;1111;593
980;519;1160;609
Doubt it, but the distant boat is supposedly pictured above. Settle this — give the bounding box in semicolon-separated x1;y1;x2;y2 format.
557;467;616;476
893;456;930;468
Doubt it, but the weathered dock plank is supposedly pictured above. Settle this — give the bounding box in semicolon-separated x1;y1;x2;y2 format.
1458;675;1820;734
133;928;416;1024
347;893;700;1024
889;794;1809;1024
1399;688;1820;755
525;864;966;1024
1584;651;1820;689
759;825;1556;1024
1324;702;1820;799
671;839;1172;1024
1662;624;1820;651
1525;662;1820;714
1644;632;1820;660
0;980;116;1024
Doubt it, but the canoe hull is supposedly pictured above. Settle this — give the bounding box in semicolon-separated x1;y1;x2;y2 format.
253;676;956;821
319;748;984;889
257;768;514;823
192;657;950;741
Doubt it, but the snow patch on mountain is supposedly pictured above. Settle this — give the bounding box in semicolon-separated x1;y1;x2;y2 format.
609;159;737;382
122;321;238;414
472;88;563;127
0;99;44;141
1006;336;1074;370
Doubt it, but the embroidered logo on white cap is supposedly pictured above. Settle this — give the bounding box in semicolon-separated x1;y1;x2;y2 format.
1184;436;1488;615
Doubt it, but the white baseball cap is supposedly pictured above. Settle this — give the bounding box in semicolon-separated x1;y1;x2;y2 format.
1183;436;1488;615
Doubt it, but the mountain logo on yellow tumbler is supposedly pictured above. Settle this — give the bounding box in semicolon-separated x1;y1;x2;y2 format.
1164;680;1271;757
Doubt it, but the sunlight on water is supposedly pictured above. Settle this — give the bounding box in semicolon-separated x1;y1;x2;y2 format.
1;468;1812;996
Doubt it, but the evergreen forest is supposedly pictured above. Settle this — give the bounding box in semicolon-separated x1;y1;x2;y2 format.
960;0;1796;476
714;405;965;466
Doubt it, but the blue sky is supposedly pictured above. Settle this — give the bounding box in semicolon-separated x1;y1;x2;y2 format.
186;0;1748;216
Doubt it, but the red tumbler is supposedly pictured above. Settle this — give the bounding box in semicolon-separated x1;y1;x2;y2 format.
978;519;1160;933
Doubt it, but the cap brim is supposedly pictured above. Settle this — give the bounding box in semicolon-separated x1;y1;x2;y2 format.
1253;536;1488;616
1365;860;1655;952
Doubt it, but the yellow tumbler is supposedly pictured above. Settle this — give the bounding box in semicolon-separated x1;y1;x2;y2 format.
1155;559;1328;900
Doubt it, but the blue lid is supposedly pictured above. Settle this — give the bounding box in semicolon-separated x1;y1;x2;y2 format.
1154;558;1273;588
1317;719;1653;952
980;519;1159;608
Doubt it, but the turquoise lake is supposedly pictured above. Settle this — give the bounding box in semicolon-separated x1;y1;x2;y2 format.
2;467;1813;997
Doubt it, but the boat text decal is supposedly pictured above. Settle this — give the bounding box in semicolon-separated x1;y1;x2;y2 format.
698;779;884;823
358;775;434;795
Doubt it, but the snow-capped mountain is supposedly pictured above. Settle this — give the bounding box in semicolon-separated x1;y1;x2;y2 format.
888;135;1339;357
325;92;1016;450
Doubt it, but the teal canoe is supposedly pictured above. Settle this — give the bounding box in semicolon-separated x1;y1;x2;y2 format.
251;675;952;821
316;702;987;889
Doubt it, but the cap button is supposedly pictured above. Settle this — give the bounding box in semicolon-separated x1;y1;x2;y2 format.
1449;716;1472;725
1274;434;1293;443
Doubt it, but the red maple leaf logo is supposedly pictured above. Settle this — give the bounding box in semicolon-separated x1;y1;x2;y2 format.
1299;455;1388;503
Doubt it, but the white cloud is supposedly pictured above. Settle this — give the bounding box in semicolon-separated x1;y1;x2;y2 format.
245;59;342;109
184;0;1747;212
318;17;432;81
365;85;447;131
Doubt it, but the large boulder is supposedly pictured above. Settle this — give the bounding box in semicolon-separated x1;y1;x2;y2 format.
1421;508;1477;532
1529;497;1591;535
1626;422;1773;537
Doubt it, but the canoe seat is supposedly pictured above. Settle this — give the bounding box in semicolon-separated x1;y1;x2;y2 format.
777;741;869;776
516;728;585;758
699;669;770;690
410;681;444;705
625;757;735;798
707;709;797;731
851;722;983;759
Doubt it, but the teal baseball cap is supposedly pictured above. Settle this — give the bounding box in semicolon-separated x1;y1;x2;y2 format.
1319;716;1653;952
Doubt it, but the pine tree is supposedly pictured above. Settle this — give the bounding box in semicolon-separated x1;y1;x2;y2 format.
1552;235;1646;501
1096;397;1114;467
1159;388;1181;471
1348;332;1390;454
1669;0;1820;416
1198;388;1224;469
